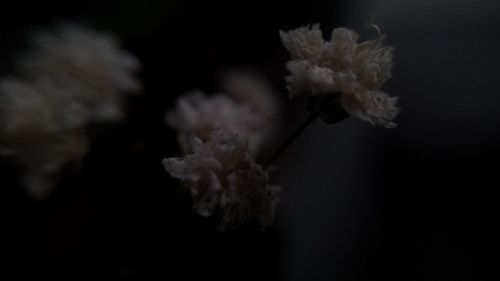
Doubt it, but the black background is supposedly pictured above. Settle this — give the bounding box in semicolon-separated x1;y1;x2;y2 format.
1;0;499;280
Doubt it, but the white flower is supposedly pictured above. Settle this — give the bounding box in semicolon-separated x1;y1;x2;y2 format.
280;24;400;128
222;71;279;128
163;129;281;231
284;60;336;97
18;23;141;121
0;78;89;199
279;23;325;62
166;72;279;156
0;23;141;199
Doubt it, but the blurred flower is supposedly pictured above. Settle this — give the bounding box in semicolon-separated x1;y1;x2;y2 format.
18;23;141;121
163;129;280;231
222;71;280;150
166;71;279;156
280;24;400;127
0;78;89;199
0;23;141;199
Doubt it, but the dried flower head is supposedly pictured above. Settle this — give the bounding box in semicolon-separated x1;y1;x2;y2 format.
166;72;279;156
0;23;141;199
0;78;89;199
280;24;400;127
163;129;281;231
18;23;141;121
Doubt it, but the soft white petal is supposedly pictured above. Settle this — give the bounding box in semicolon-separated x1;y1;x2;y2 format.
163;129;280;231
281;24;400;127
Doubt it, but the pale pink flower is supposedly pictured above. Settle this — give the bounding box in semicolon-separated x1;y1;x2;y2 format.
163;129;280;231
0;23;141;198
19;23;141;121
281;24;399;127
167;72;279;156
0;78;89;199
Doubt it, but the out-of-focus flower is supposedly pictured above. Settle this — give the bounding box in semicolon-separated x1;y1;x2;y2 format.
18;23;141;121
0;23;141;199
163;129;281;231
166;72;279;156
222;71;280;150
0;78;89;199
280;24;400;127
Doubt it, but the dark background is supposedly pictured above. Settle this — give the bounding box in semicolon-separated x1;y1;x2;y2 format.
1;0;499;280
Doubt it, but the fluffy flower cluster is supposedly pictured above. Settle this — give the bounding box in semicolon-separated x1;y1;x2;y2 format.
0;24;141;199
280;24;400;127
163;130;281;231
0;78;89;198
18;24;141;121
166;72;278;156
165;73;281;230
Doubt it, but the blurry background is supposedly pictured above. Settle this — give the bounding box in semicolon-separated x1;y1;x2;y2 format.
0;0;499;280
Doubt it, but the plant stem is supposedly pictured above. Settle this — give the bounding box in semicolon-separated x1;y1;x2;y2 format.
266;112;319;166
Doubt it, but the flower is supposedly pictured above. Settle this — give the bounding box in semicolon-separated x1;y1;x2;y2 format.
166;72;279;156
222;71;280;145
0;78;89;199
163;129;281;231
0;23;141;199
280;24;400;127
18;23;141;121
